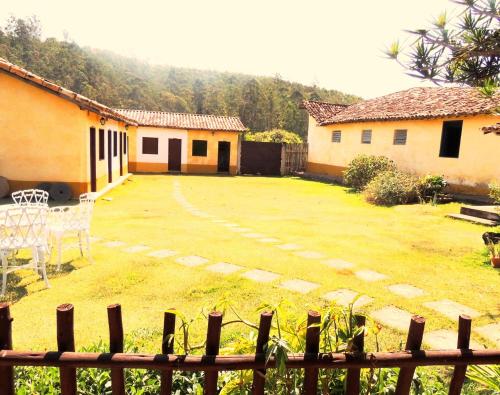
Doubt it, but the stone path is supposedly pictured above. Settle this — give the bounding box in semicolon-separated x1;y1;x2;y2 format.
371;306;413;331
147;249;178;258
323;289;373;309
123;245;150;254
355;270;387;282
423;299;480;321
387;284;425;298
424;329;483;350
167;179;496;347
242;269;280;283
280;279;320;294
206;262;243;274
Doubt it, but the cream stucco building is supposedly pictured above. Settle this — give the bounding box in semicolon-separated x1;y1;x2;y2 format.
302;87;500;195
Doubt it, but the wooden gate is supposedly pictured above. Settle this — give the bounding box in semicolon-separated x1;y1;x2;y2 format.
240;141;282;176
281;143;308;175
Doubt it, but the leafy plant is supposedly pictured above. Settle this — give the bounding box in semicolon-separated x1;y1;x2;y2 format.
343;155;397;191
245;129;303;144
467;364;500;392
364;170;420;206
488;182;500;205
419;174;447;204
486;241;499;258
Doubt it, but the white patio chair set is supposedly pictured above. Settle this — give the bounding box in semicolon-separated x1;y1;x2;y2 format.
0;189;96;296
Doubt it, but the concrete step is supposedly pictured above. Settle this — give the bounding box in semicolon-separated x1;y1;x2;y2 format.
461;205;500;222
447;213;498;227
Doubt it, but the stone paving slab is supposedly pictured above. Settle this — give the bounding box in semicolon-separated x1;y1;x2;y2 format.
103;241;126;248
175;255;209;267
280;279;320;294
228;227;248;233
277;243;301;251
371;306;413;331
423;299;480;321
425;330;484;350
355;270;388;282
223;223;239;228
147;249;178;258
205;262;243;275
212;219;227;223
123;245;151;253
322;259;354;270
242;269;281;283
323;289;373;309
474;323;500;346
387;284;425;298
89;237;102;243
294;251;325;259
258;237;280;243
242;233;266;238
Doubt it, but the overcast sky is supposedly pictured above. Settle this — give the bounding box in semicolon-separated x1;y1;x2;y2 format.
1;0;459;98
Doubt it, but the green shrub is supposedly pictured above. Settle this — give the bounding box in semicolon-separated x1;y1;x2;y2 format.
244;129;303;144
364;170;420;206
419;174;447;204
343;155;396;191
489;182;500;204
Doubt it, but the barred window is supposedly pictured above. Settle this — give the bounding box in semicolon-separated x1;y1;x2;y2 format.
361;130;372;144
142;137;159;155
393;129;407;145
192;140;208;156
331;130;342;143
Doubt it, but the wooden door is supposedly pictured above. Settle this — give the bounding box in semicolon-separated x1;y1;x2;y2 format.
217;141;231;172
89;127;97;192
107;130;113;182
168;138;182;171
119;132;123;176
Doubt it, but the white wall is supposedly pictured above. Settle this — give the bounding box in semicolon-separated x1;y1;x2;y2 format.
136;127;188;164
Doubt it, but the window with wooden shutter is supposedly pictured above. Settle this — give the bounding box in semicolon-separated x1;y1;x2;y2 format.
142;137;159;155
361;130;372;144
331;131;341;143
98;129;105;160
393;129;407;145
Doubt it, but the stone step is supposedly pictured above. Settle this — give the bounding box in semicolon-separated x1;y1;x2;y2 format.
460;205;500;222
447;213;498;227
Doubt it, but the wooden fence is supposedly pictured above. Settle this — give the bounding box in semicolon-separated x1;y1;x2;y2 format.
0;303;499;395
281;143;308;175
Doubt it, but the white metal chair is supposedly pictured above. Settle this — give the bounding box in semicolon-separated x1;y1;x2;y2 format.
0;206;50;296
11;189;49;206
49;193;96;270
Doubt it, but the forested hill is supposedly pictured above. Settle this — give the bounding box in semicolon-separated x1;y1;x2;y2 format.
0;17;361;136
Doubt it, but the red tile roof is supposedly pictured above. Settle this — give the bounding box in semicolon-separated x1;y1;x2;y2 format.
483;123;500;135
302;87;500;125
115;109;246;132
299;100;348;123
0;57;138;125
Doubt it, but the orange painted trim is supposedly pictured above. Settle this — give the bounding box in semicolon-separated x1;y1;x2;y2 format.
6;180;89;198
446;183;489;196
130;162;169;173
306;162;346;178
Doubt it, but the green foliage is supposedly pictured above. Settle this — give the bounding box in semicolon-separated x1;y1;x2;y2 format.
244;129;303;144
343;155;397;191
467;364;500;392
0;18;360;137
364;170;420;206
14;299;494;394
419;174;448;204
387;0;500;88
488;182;500;204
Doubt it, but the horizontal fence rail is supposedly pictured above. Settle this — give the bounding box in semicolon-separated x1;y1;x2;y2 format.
0;303;499;395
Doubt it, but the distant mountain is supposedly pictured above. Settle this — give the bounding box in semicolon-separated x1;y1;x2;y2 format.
0;16;361;136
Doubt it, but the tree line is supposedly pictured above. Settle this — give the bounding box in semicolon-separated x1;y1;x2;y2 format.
0;16;360;136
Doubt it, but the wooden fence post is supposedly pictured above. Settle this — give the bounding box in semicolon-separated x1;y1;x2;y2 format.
160;310;176;395
395;315;426;395
203;312;222;395
448;315;472;395
57;303;76;395
0;303;14;395
303;310;321;395
107;304;125;395
252;311;273;395
345;314;366;395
